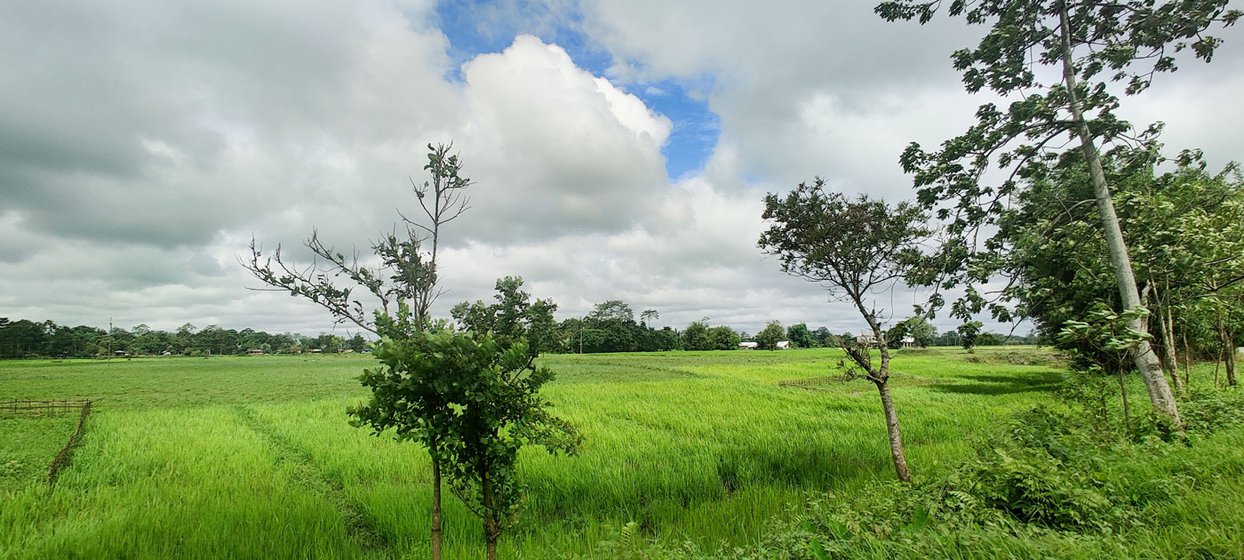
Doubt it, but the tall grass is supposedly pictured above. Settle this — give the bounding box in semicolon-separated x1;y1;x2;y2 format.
0;348;1100;558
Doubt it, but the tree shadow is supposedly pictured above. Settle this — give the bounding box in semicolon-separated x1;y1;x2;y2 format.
930;371;1064;396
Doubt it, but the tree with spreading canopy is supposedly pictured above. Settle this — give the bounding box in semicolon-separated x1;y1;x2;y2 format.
876;0;1242;424
759;179;929;482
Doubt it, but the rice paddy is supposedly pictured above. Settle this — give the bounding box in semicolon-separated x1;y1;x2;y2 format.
0;348;1093;558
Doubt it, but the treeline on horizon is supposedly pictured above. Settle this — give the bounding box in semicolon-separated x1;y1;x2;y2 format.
0;306;1034;360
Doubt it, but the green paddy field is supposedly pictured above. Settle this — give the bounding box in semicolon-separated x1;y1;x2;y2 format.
2;348;1240;559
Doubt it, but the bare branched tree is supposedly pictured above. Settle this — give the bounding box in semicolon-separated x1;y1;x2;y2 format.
242;143;471;335
241;142;470;559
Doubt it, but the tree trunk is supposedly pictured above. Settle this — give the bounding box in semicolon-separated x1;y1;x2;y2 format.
855;306;913;483
1182;328;1192;387
1163;301;1185;393
1056;4;1180;425
1219;316;1237;387
482;467;499;560
1227;336;1237;387
431;445;443;560
875;379;912;483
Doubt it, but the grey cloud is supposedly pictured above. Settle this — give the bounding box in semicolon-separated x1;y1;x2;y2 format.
0;0;458;249
4;0;1235;339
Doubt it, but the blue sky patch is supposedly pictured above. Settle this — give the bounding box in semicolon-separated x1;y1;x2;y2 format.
433;1;720;180
634;78;720;180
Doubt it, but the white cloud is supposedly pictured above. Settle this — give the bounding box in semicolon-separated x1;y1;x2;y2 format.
453;35;670;241
3;0;1239;339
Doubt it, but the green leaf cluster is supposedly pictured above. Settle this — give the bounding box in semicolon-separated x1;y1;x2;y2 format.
350;279;581;553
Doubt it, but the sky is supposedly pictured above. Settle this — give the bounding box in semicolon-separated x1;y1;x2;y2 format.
2;0;1242;338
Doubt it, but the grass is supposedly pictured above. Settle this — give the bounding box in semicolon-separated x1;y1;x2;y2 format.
0;346;1229;558
0;415;78;490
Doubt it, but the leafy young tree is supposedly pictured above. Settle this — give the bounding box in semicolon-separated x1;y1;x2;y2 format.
1058;305;1155;433
875;0;1241;423
436;334;579;560
754;321;786;351
358;280;579;560
759;180;929;482
246;143;471;559
958;320;984;353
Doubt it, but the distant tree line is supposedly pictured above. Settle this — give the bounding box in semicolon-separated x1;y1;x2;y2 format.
0;317;367;359
540;301;1030;354
0;312;1034;359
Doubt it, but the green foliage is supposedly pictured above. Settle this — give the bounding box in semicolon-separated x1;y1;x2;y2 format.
1057;304;1152;373
1179;388;1244;434
940;408;1131;532
877;0;1242;323
1001;160;1244;375
706;326;741;351
758;180;928;305
428;325;580;543
452;276;558;359
785;323;814;348
753;321;785;351
355;279;580;554
682;321;712;351
956;321;983;352
566;300;642;353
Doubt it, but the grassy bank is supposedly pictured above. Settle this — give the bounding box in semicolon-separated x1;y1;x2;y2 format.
2;347;1225;558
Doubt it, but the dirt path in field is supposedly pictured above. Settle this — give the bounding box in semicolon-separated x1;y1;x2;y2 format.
231;405;390;554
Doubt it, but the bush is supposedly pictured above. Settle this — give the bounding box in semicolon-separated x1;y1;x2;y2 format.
1180;388;1244;434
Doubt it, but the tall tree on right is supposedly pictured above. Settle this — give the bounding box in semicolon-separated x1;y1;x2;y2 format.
876;0;1242;424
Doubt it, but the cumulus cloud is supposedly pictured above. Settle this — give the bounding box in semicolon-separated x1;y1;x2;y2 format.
454;35;671;241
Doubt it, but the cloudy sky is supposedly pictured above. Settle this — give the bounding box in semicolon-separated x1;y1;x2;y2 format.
2;0;1241;338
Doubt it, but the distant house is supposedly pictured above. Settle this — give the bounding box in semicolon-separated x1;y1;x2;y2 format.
856;331;878;346
738;341;759;350
901;336;917;348
776;341;792;349
247;349;264;355
310;348;323;354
